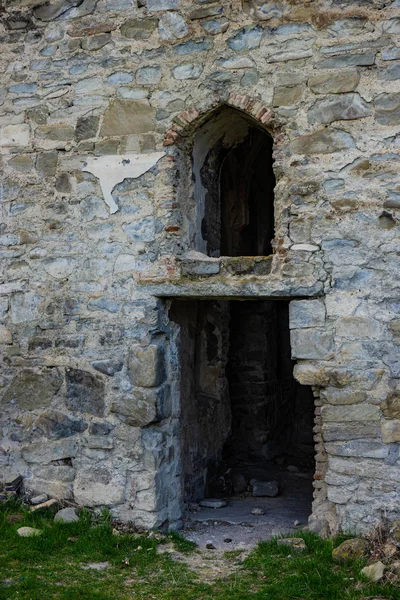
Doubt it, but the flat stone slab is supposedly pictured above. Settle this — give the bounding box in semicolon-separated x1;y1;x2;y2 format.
81;562;110;571
199;498;228;509
17;527;42;537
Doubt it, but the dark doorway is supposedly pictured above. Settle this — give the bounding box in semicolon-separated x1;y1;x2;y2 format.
191;106;275;258
170;299;315;511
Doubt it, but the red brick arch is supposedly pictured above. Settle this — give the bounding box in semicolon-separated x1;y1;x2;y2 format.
163;93;276;147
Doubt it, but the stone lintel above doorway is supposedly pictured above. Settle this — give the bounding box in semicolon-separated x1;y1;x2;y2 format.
137;253;323;299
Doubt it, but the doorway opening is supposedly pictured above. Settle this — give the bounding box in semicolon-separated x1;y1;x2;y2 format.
170;299;315;530
191;106;275;258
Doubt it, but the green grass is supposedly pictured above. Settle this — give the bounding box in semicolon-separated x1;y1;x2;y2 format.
0;501;399;600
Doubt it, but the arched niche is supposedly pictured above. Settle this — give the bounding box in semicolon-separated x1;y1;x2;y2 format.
191;105;275;258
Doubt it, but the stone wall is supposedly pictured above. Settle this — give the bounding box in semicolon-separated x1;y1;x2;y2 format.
0;0;399;534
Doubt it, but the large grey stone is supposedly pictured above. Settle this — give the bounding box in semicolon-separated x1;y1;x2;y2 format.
83;435;113;449
54;507;79;523
100;100;156;136
328;457;400;482
289;299;325;329
1;369;63;410
322;422;380;442
147;0;180;10
111;385;170;426
379;61;400;81
336;317;382;340
328;18;373;37
159;12;189;40
73;468;125;506
273;86;303;107
91;360;123;376
32;465;75;482
227;26;262;51
35;410;87;439
290;329;333;359
308;70;360;94
65;369;105;416
375;93;400;125
383;18;400;34
129;344;165;387
321;404;380;423
0;124;30;148
43;258;76;280
136;66;161;85
22;439;78;464
318;52;376;69
332;538;370;562
381;392;400;419
11;293;44;324
81;34;110;51
173;64;203;80
290;129;355;155
308;93;372;125
325;440;388;459
324;389;366;406
252;480;279;497
17;527;42;537
75;116;99;142
35;125;75;141
381;420;400;443
189;5;222;19
36;152;58;177
202;17;229;35
33;0;82;21
361;561;385;582
120;18;157;39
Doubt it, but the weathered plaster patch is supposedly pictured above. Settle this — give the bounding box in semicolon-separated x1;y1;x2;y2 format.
82;153;165;214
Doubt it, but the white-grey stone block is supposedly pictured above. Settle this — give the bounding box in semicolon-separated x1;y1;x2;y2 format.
381;420;400;443
290;329;333;359
0;124;30;147
321;404;380;422
129;344;165;387
289;299;326;329
325;440;388;459
22;439;78;464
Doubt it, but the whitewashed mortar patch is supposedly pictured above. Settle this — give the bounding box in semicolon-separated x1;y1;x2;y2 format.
83;153;165;214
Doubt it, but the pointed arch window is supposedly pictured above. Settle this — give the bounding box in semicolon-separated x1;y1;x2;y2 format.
191;106;275;258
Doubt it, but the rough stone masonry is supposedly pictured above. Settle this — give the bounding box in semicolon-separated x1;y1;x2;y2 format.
0;0;399;535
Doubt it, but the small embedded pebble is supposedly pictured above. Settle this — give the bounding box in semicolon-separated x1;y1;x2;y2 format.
30;494;48;505
206;542;216;549
251;507;265;515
